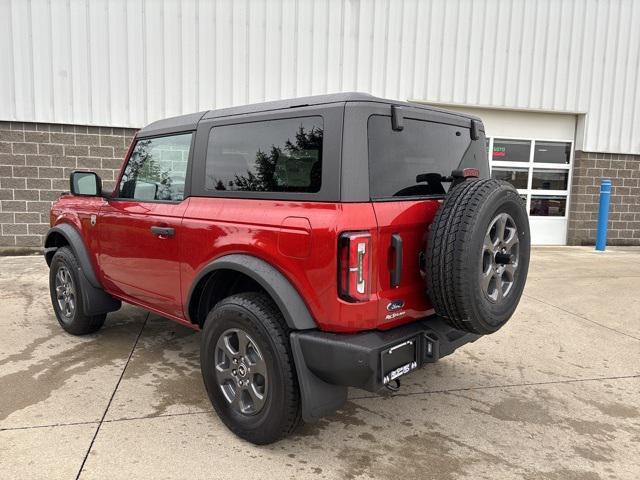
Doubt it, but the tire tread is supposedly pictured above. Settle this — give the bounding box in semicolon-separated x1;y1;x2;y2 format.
49;246;106;335
426;179;529;334
203;292;301;444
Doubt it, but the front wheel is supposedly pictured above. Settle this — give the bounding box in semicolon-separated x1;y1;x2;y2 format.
200;292;301;444
49;247;106;335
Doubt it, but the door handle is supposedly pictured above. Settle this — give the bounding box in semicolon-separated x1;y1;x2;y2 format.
390;233;403;288
150;226;175;238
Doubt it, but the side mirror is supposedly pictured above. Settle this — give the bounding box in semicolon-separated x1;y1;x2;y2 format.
70;171;102;196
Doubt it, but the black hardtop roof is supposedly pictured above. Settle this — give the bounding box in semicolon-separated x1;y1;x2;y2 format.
137;92;481;137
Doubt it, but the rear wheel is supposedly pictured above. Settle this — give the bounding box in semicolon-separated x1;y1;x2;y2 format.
49;247;106;335
425;179;530;334
200;292;301;444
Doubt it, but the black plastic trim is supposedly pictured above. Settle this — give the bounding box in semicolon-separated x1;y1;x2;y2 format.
44;224;121;315
294;316;480;393
391;105;404;131
76;266;122;316
186;254;317;330
470;119;480;140
150;226;175;237
390;233;403;288
137;111;207;138
45;224;101;288
69;171;102;197
291;332;348;422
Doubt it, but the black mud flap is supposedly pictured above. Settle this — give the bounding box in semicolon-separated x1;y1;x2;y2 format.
290;332;348;423
75;266;121;316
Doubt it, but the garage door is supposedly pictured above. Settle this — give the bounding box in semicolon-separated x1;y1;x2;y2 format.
423;105;577;245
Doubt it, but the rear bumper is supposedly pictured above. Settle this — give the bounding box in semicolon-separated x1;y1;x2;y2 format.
290;316;480;421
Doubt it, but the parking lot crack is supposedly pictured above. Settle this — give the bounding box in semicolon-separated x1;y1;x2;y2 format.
75;312;150;480
0;419;98;432
102;409;214;424
523;293;640;342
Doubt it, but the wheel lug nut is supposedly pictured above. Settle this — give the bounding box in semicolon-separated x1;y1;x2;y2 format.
232;369;237;375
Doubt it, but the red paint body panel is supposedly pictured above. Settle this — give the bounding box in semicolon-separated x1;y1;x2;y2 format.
50;194;443;333
371;199;441;329
179;198;381;332
50;195;104;274
96;198;190;319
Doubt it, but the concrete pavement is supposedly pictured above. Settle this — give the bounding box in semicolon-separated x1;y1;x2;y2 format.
0;247;639;479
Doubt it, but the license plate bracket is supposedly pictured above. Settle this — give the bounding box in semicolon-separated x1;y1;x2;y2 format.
381;337;418;384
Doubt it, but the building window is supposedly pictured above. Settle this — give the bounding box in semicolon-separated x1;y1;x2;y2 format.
533;141;571;164
491;167;529;189
531;169;569;190
488;137;573;218
530;195;567;216
492;139;531;162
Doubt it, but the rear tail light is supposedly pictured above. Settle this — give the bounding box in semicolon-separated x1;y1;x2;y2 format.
338;231;371;302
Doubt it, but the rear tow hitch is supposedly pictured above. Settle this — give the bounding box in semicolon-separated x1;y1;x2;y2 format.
385;378;401;392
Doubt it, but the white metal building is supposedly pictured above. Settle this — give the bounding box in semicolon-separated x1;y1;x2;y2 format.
1;0;640;245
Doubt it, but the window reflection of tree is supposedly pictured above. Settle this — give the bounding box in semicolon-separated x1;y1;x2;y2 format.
213;125;323;192
120;139;175;200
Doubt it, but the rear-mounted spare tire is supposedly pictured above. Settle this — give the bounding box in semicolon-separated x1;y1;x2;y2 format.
425;179;530;335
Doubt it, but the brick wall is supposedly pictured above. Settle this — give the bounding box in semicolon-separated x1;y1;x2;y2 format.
0;121;137;249
568;151;640;246
2;122;640;249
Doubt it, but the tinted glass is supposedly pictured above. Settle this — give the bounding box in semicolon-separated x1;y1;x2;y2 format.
534;141;571;164
530;195;566;216
491;167;529;189
531;169;569;190
205;117;323;193
492;139;530;162
119;133;192;201
368;116;487;199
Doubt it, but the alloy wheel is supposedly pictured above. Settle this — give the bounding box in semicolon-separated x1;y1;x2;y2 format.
214;328;268;415
481;213;520;303
55;265;76;318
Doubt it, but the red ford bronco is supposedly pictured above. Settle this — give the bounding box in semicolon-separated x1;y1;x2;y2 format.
45;93;530;444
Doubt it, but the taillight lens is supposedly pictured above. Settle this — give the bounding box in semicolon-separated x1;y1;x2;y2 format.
338;231;371;302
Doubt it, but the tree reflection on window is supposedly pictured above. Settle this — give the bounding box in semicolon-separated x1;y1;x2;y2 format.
211;125;323;193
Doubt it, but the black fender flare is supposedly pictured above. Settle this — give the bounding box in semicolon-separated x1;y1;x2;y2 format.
187;254;317;331
45;224;101;288
44;224;120;315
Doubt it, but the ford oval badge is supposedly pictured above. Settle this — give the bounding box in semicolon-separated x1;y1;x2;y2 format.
387;300;405;312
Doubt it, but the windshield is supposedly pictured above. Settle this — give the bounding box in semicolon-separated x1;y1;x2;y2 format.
367;115;488;199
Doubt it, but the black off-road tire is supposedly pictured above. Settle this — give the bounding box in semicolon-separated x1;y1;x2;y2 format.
426;179;530;335
49;247;106;335
200;292;301;445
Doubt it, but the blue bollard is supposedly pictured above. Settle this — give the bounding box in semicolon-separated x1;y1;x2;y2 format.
595;179;612;251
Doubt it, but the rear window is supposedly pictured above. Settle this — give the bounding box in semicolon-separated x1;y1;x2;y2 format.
368;115;487;199
205;117;323;193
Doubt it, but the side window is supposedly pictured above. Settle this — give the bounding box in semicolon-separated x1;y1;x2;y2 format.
205;117;323;193
118;133;192;201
